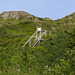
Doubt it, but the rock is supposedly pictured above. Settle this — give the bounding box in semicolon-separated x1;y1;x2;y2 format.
44;17;52;20
35;18;39;21
0;11;38;20
51;26;56;31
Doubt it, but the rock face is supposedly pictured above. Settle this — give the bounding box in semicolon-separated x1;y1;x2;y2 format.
51;26;56;31
0;11;35;20
44;17;52;20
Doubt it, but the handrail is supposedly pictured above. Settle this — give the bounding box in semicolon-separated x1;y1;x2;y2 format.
23;31;37;47
32;30;46;47
31;39;38;47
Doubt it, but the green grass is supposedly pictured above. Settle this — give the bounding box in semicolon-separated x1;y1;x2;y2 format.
0;13;75;75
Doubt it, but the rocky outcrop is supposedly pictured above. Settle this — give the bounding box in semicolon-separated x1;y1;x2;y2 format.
0;11;36;20
44;17;52;20
51;26;56;31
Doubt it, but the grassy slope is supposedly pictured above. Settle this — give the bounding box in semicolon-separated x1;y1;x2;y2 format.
0;13;75;75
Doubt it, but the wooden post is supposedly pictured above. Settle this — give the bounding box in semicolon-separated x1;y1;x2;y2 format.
40;31;41;39
45;30;47;37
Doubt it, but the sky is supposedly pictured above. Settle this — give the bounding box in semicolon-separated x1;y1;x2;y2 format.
0;0;75;20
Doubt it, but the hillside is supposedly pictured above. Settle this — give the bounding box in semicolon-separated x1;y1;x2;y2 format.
0;11;75;75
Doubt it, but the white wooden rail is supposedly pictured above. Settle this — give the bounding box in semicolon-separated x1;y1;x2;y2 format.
23;27;51;47
23;31;37;47
32;30;47;47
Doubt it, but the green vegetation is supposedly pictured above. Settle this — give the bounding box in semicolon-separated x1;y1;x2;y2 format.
0;13;75;75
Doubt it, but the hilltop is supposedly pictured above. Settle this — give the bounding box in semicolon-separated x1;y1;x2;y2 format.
0;11;52;21
0;11;38;20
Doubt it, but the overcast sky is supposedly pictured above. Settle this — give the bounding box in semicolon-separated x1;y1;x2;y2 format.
0;0;75;20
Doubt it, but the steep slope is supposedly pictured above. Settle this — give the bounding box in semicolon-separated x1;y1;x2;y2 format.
0;11;75;75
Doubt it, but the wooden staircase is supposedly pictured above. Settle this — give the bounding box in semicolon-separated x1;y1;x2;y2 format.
23;27;51;48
